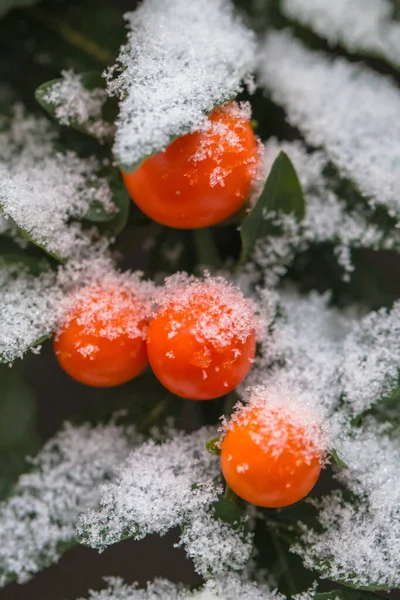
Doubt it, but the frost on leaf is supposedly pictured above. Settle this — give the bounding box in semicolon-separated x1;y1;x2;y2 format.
0;422;138;587
0;259;61;363
341;301;400;415
258;32;400;220
294;419;400;590
107;0;256;169
78;428;253;577
39;70;115;142
0;104;114;260
75;574;283;600
281;0;400;70
248;140;395;284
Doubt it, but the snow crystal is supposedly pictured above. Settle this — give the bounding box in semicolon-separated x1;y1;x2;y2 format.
223;388;327;463
282;0;400;69
43;70;115;141
55;270;155;347
294;418;400;589
341;301;400;415
248;140;394;285
154;273;257;348
0;251;151;363
78;428;252;577
76;574;282;600
0;105;114;259
0;260;61;362
258;32;400;219
0;422;138;586
107;0;256;167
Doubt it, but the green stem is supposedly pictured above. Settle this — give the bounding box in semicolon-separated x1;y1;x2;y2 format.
25;6;114;65
193;227;222;269
224;484;240;505
138;393;171;433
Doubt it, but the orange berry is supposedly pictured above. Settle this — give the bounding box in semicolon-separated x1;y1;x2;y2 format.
220;402;323;508
54;285;149;387
121;101;260;229
146;277;256;400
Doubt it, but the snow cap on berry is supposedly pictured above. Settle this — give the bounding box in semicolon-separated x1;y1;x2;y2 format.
155;272;258;348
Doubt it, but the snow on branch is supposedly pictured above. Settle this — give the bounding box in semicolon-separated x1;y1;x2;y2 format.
0;105;114;260
258;32;400;221
78;428;253;578
107;0;256;169
75;574;283;600
282;0;400;70
0;422;139;587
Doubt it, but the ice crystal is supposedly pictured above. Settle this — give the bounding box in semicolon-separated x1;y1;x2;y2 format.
258;32;400;219
0;422;138;586
0;105;113;259
282;0;400;69
107;0;256;167
78;428;252;577
43;70;115;141
76;574;282;600
294;419;400;589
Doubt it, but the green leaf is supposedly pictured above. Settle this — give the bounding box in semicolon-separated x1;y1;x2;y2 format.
329;448;349;470
212;496;244;530
314;591;390;600
206;436;221;456
35;72;117;143
239;151;305;264
0;362;39;497
90;168;130;238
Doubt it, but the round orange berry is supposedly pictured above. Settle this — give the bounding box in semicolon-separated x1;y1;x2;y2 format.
121;102;260;229
220;402;323;508
54;285;149;387
146;277;256;400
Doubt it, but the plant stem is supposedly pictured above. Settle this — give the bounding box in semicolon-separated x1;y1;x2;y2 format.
25;6;114;65
138;393;171;433
193;227;222;269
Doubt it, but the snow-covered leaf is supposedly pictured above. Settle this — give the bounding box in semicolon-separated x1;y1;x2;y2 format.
35;71;116;143
108;0;256;171
240;150;305;264
0;421;138;587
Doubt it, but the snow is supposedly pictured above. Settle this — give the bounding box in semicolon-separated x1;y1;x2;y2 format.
43;70;115;141
250;140;396;283
258;32;400;220
0;252;152;364
76;574;283;600
282;0;400;69
78;428;252;577
107;0;256;168
294;418;400;589
154;273;257;348
0;422;138;586
0;105;114;259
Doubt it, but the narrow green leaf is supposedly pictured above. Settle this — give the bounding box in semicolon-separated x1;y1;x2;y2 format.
314;591;390;600
329;448;349;470
239;151;305;264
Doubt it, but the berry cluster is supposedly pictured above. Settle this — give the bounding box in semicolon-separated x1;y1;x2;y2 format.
53;100;323;509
